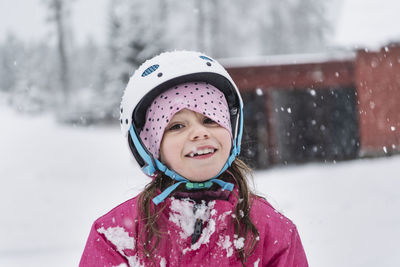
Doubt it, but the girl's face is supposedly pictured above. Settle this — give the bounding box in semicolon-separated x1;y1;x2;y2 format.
160;109;232;182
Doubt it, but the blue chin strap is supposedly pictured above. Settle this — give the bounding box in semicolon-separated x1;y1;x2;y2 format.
129;108;243;205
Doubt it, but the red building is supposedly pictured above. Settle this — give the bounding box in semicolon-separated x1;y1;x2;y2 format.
222;43;400;168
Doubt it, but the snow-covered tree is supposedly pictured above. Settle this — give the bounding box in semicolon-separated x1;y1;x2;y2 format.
0;34;22;93
258;0;331;55
290;0;329;53
209;0;223;57
43;0;74;107
94;0;171;123
0;35;59;112
108;0;168;80
0;0;333;123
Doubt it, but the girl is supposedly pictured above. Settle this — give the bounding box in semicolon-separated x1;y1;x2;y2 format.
80;51;308;267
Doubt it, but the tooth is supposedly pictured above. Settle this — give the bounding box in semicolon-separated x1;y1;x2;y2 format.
190;153;194;157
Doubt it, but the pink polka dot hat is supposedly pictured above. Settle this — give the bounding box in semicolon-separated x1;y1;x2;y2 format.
140;82;232;159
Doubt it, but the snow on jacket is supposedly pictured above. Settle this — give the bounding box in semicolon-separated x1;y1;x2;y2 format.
80;187;308;267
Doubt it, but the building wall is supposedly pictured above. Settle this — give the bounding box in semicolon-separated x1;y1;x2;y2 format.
226;60;359;166
226;60;355;91
355;44;400;155
224;44;400;167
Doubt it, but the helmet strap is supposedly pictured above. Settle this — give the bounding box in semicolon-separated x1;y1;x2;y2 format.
152;157;234;205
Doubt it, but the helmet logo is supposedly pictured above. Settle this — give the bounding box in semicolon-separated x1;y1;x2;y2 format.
199;55;213;62
142;64;159;77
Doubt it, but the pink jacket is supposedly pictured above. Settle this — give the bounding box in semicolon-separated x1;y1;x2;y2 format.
80;188;308;267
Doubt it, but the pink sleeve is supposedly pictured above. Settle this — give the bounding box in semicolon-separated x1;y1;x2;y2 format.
79;222;128;267
265;227;309;267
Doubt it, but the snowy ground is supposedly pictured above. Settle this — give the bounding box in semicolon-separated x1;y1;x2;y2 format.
1;105;399;267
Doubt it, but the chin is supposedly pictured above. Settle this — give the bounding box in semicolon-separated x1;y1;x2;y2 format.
186;170;221;182
187;176;212;182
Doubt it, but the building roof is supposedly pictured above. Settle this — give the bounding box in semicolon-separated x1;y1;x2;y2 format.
218;50;356;68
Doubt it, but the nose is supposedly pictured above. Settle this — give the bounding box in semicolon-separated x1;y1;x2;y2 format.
189;124;210;140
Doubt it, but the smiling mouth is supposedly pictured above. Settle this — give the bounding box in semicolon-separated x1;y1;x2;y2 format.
186;148;217;158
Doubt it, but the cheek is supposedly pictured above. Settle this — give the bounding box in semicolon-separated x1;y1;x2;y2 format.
217;129;232;154
160;135;181;163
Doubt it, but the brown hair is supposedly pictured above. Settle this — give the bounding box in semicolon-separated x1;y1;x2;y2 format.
135;158;259;266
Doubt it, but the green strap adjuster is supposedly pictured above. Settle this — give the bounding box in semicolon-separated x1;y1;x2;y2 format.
186;181;213;190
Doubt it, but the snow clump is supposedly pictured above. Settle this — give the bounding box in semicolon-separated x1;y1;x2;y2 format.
97;226;135;251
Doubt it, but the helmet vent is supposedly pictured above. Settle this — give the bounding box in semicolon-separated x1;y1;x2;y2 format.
142;64;159;77
199;55;213;62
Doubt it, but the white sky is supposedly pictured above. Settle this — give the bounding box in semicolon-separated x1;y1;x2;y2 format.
0;0;400;48
332;0;400;48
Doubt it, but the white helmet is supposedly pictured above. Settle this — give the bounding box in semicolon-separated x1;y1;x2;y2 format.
119;51;244;204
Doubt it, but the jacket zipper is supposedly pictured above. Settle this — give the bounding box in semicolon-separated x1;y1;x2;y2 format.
191;218;203;244
191;204;204;244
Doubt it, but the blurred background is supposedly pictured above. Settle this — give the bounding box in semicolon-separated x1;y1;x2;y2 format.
1;0;400;266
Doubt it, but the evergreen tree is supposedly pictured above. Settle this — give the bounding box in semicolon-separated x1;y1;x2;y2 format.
43;0;74;107
258;0;331;55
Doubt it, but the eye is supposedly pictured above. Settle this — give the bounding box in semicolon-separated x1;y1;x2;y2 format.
168;123;184;131
203;117;217;125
